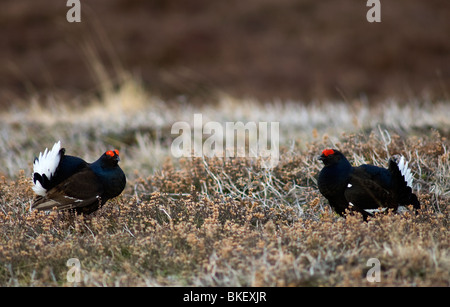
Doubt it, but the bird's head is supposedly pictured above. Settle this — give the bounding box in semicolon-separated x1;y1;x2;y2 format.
318;148;346;166
102;149;121;166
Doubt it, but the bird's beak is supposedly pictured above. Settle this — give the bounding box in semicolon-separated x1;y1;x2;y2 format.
317;154;325;162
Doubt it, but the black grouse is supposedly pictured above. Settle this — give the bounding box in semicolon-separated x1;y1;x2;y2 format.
31;141;126;214
318;149;420;219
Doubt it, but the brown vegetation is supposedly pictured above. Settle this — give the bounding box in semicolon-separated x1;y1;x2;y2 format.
0;127;448;286
1;0;449;288
1;0;449;105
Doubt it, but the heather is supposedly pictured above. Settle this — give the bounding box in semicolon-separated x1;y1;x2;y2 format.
0;87;448;286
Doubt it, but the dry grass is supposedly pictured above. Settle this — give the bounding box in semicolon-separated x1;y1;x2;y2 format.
0;84;449;286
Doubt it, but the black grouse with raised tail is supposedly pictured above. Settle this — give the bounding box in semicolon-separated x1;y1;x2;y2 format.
318;149;420;219
31;141;126;214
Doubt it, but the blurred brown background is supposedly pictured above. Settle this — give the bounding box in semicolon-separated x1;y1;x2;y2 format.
1;0;449;106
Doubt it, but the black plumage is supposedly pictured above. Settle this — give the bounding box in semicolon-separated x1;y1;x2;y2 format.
317;149;420;219
32;141;126;214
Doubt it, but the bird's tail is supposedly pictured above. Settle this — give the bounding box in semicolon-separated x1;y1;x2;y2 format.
389;155;420;209
32;141;64;196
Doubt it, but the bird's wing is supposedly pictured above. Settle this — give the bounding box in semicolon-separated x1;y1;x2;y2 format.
345;167;394;212
31;167;103;211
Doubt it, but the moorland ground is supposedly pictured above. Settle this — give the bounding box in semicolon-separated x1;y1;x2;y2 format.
0;83;449;286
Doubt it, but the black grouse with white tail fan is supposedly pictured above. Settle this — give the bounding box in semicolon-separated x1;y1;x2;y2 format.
317;149;420;219
31;141;126;214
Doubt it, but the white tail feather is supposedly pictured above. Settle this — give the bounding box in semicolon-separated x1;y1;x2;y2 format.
363;208;388;214
32;141;62;196
32;181;47;197
394;155;413;188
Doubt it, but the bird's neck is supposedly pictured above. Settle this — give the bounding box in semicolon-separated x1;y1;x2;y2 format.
325;158;353;179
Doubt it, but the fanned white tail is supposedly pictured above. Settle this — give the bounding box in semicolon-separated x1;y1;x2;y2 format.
395;155;413;188
32;141;62;196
